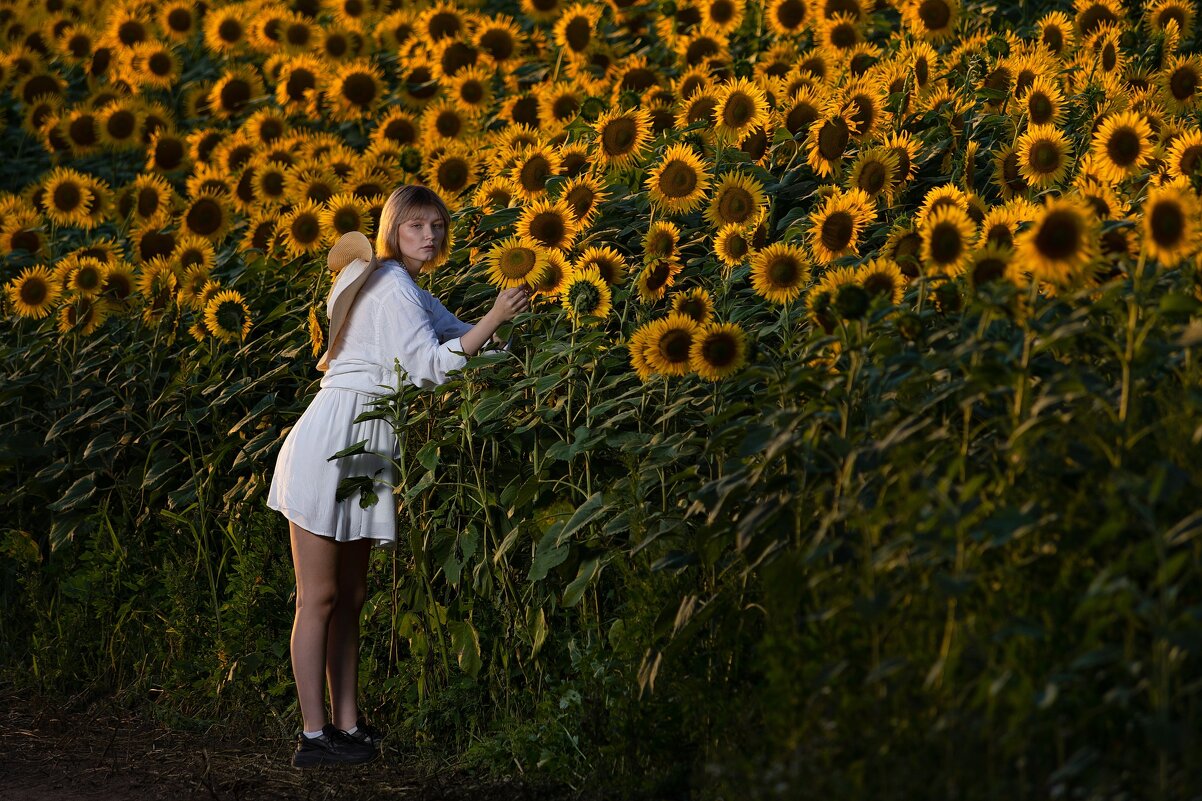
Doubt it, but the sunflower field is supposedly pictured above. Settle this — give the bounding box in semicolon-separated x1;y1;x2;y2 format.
4;0;1202;796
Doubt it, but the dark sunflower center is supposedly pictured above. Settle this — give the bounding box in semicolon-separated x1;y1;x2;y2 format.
717;186;753;223
722;92;755;129
821;211;853;252
858;159;887;194
186;198;223;236
767;255;802;287
428;11;461;39
918;0;951;29
1030;140;1062;173
817;118;849;160
530;212;565;246
406;67;438;100
1028;92;1053;124
1171;66;1198;101
460;80;484;104
829;22;858;49
929;221;964;264
723;231;749;259
701;333;737;367
567;186;595;219
564;17;591;51
1034;209;1083;261
660;329;693;363
1003;151;1027;190
1101;43;1117;73
710;0;735;24
1158;8;1187;29
775;0;807;29
343;73;377;106
850;95;874;133
786;101;819;136
436;110;461;138
520;155;552;190
166;9;192;32
1150;199;1186;248
686;96;718;125
1042;25;1063;54
215;301;245;335
20;277;48;306
438;159;469;192
986;224;1014;249
972;256;1006;285
602;117;639;156
1078;4;1117;37
862;272;895;298
479;29;515;61
1106;126;1141;167
291;212;321;244
53;182;83;212
660;159;699;198
501;246;536;278
218;19;242;43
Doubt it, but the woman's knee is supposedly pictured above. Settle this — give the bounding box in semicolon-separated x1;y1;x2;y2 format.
296;585;338;618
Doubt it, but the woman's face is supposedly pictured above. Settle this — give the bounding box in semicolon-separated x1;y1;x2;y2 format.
396;207;446;270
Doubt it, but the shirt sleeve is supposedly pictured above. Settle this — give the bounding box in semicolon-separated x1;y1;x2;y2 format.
429;294;474;343
377;281;470;389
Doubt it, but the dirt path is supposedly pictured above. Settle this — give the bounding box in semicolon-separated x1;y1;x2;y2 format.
0;690;586;801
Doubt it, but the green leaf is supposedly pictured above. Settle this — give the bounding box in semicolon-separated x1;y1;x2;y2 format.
328;439;371;460
527;606;548;656
416;441;440;472
562;556;601;607
554;491;606;546
448;620;482;678
529;529;570;581
47;473;96;512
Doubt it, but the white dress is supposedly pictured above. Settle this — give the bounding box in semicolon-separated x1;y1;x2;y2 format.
266;258;481;548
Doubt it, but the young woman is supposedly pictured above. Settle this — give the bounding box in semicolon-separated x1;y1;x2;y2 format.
267;185;530;767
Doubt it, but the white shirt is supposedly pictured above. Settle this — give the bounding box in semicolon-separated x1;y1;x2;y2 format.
319;258;476;395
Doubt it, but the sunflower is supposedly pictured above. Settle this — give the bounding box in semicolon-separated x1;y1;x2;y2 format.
176;264;212;309
135;256;178;324
559;174;608;228
67;257;108;298
181;192;233;242
637;256;683;302
508;144;561;200
1165;129;1202;181
208;65;264;121
714;77;770;144
562;267;612;325
806;106;858;178
531;249;572;300
714;222;754;267
1017;124;1074;188
765;0;811;36
40;166;94;227
901;0;960;42
672;286;715;324
978;204;1027;250
1018;74;1065;126
1160;54;1202;113
475;14;523;69
750;242;810;304
642;313;701;376
554;3;602;56
921;205;976;276
280;200;326;260
593;107;653;170
102;262;136;304
809;266;858;330
575;245;629;286
158;2;198;42
485;236;550;289
809;189;872;265
1036;10;1076;57
517;197;578;251
57;297;109;336
705;171;766;229
203;4;249;55
1015;196;1099;287
319;194;372;243
5;265;59;319
1142;183;1200;267
856;258;906;305
688;322;747;380
130;41;181;92
643;222;681;263
646;143;712;215
992;143;1030;200
472;177;518;210
1145;0;1195;39
966;244;1015;290
421;98;475;146
1089;111;1155;183
627;324;658;382
1075;0;1124;38
841;75;888;141
145;128;189;175
204;289;252;344
782;84;827;141
915;184;968;230
847;147;899;202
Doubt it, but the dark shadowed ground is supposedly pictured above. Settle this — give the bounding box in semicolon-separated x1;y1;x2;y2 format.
0;689;601;801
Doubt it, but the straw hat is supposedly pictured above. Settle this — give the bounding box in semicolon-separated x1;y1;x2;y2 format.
316;231;377;372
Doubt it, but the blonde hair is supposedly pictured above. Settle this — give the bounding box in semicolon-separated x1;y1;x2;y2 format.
375;185;453;268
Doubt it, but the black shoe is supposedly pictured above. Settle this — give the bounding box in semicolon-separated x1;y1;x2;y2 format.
342;716;384;748
292;723;377;767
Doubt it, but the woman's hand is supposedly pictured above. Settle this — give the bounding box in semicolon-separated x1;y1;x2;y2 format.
491;285;531;322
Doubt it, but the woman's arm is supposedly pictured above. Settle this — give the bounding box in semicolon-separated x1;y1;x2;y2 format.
459;286;529;356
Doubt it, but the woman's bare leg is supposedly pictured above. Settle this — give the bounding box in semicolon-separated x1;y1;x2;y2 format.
327;538;372;730
289;522;340;733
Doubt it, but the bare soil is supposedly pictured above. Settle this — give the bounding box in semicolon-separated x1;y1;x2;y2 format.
0;690;589;801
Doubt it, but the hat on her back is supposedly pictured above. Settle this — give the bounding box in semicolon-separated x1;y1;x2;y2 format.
316;231;377;372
